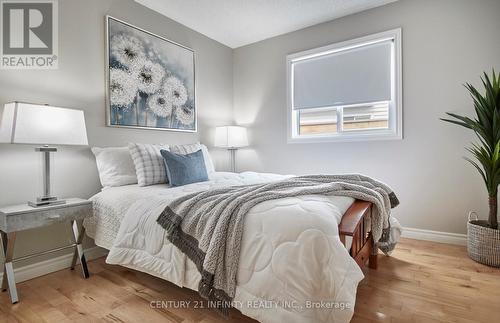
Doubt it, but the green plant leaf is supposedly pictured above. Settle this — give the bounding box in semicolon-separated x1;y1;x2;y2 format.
445;70;500;227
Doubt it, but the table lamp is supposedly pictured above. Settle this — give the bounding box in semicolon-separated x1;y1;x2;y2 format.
214;126;248;172
0;102;88;207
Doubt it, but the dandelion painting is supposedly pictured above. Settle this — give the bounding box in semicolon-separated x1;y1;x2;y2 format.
106;16;196;131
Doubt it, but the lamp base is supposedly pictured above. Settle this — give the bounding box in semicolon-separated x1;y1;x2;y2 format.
229;148;237;173
28;196;66;208
30;145;64;207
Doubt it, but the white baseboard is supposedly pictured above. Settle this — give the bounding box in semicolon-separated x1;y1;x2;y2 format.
0;246;108;283
402;227;467;246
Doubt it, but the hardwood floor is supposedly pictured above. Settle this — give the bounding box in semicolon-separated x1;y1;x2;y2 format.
1;238;499;323
352;238;500;323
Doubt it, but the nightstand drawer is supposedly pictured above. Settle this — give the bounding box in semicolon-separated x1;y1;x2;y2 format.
0;199;92;233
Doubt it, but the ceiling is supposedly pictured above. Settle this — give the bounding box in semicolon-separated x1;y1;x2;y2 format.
134;0;398;48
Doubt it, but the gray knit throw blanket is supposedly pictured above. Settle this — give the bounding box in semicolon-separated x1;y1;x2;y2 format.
157;174;399;315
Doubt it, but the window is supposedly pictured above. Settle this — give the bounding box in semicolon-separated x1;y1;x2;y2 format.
287;29;402;143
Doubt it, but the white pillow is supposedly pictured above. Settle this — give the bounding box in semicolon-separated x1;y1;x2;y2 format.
169;143;215;173
91;147;138;188
128;143;169;186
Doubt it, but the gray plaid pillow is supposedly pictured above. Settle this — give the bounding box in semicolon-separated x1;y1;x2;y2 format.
128;143;169;186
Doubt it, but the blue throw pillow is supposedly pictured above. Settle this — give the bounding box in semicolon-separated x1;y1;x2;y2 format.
160;149;209;187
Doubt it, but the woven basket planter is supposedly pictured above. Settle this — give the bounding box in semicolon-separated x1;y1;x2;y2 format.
467;212;500;267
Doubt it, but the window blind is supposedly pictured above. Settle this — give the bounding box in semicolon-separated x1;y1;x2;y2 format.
292;39;393;110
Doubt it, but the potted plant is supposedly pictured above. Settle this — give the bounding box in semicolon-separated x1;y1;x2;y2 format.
441;70;500;267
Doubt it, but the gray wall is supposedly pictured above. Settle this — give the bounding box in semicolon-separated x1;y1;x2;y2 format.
0;0;233;265
233;0;500;234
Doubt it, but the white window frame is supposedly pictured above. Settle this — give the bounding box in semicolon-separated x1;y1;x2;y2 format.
286;28;402;144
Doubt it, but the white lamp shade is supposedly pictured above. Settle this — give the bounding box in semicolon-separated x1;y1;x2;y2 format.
0;102;88;146
214;126;248;148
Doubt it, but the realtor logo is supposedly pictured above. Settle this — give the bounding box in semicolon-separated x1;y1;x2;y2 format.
0;0;58;69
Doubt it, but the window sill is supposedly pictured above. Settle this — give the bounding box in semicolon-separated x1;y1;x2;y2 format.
287;131;402;144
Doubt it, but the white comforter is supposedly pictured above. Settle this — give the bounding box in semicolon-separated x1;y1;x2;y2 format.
100;172;364;323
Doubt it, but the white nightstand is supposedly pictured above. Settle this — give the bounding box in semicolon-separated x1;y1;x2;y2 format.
0;198;93;304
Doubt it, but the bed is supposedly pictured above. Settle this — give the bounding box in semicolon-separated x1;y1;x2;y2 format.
84;171;388;323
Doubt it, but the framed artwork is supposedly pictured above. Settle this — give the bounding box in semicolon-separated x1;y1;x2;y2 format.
105;16;196;132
